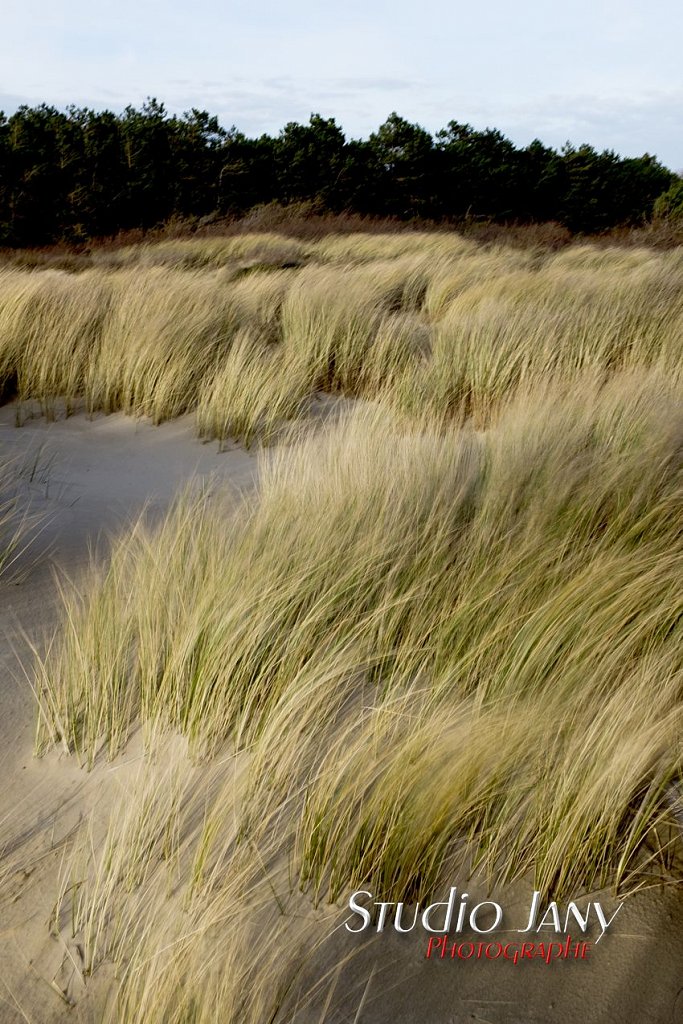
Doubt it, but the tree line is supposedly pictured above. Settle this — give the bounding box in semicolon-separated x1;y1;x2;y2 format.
0;98;678;247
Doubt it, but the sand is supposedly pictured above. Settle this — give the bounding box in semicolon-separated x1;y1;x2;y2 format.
0;406;258;1022
0;405;681;1024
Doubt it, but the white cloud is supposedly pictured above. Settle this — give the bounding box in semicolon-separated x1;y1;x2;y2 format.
0;0;681;166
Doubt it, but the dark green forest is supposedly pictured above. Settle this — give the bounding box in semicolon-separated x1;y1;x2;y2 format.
0;99;680;247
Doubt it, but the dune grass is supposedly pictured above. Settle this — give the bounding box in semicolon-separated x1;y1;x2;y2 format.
0;453;36;577
49;751;349;1024
28;369;682;1022
35;373;683;887
0;234;681;441
4;231;683;1021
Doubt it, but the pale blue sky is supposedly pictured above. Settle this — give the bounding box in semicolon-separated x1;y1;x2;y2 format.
3;0;682;168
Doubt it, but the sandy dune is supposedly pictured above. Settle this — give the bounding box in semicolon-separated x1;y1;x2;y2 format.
0;407;258;1022
0;407;681;1024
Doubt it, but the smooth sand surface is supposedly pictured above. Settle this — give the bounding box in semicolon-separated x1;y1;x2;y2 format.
0;406;681;1024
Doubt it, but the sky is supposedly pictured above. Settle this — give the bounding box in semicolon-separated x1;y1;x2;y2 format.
2;0;682;169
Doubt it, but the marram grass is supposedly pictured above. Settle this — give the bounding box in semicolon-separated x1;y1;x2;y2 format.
0;454;32;576
35;373;683;900
31;371;683;1024
0;235;682;440
4;231;683;1022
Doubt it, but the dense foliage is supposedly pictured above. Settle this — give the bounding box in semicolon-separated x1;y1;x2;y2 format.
654;179;683;222
0;99;676;246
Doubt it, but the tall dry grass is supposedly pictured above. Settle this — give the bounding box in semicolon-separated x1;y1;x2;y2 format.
49;750;354;1024
0;235;681;439
4;231;683;1022
35;373;683;884
31;370;682;1022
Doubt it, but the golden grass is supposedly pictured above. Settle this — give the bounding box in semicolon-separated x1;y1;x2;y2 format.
3;232;683;1021
27;369;681;1022
0;234;681;440
51;751;349;1024
35;373;683;887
